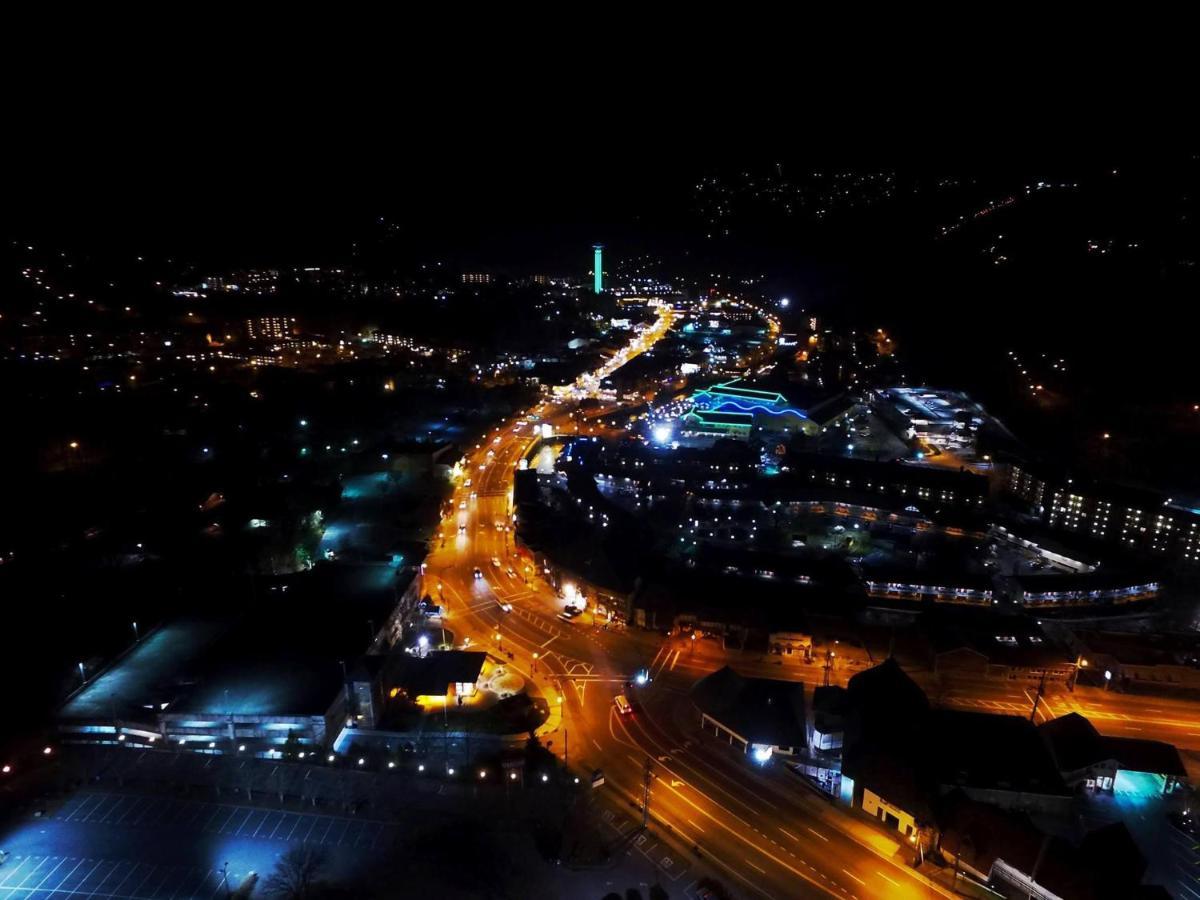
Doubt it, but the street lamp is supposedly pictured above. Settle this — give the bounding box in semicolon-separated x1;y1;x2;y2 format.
132;621;139;642
1104;669;1113;690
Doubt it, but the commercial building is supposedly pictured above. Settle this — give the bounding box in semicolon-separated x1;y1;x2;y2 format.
874;387;987;452
1062;630;1200;693
691;666;807;760
460;272;491;285
1039;712;1187;796
924;611;1077;685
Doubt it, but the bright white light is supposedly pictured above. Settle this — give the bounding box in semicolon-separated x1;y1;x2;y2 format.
418;635;429;647
635;672;648;686
753;745;773;763
653;425;673;445
780;297;790;308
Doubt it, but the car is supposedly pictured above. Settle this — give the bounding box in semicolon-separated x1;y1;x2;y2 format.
458;523;467;534
497;600;512;613
470;491;477;500
491;556;501;568
478;463;487;471
458;500;467;510
506;567;517;578
473;567;482;579
494;520;504;531
464;478;472;487
614;695;633;715
493;436;501;444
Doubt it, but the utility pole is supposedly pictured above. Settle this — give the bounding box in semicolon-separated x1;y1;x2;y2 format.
564;729;568;771
1029;671;1047;724
641;757;653;828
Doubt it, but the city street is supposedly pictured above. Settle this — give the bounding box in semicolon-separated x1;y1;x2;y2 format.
420;310;947;898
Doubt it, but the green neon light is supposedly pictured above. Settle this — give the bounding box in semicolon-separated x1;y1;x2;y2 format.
593;245;603;293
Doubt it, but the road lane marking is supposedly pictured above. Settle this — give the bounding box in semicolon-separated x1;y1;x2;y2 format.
807;827;829;842
779;828;798;841
688;818;706;833
744;859;767;874
841;869;866;886
877;870;899;887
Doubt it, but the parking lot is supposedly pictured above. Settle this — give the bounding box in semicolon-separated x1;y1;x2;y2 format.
0;855;234;899
0;791;402;898
51;792;401;851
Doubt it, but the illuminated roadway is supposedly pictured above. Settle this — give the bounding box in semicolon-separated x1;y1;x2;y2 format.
421;307;943;899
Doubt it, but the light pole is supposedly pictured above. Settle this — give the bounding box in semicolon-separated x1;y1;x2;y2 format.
132;621;139;643
1104;669;1112;691
532;652;539;674
78;661;86;685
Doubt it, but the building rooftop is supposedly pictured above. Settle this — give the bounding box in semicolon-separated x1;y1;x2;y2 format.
1075;630;1200;668
385;651;487;698
690;666;806;749
928;710;1069;797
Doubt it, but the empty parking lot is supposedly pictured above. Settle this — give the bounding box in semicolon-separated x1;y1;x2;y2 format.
0;791;402;898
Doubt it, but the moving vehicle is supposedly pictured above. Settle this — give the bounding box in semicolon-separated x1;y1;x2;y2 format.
506;567;517;578
458;524;466;535
473;567;483;580
614;695;633;715
458;500;467;510
491;556;501;568
497;600;512;613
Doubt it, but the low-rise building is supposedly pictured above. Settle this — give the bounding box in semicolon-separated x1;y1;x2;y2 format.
925;611;1077;685
863;566;994;607
1039;712;1187;796
1065;630;1200;692
691;666;807;760
1007;570;1160;611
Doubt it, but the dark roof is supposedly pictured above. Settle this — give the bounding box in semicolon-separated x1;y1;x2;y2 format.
1075;630;1200;667
1102;736;1188;778
936;789;1048;873
1039;713;1107;772
846;657;929;721
937;792;1148;900
690;666;806;748
387;651;486;697
928;711;1069;797
1039;713;1188;777
924;611;1073;669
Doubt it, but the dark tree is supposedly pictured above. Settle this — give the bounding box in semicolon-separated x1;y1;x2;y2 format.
262;844;328;899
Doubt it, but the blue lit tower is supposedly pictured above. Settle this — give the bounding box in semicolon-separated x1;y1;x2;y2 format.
593;244;603;293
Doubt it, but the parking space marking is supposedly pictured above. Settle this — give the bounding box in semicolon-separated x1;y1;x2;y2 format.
102;861;143;898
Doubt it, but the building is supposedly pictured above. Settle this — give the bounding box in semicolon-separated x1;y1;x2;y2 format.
460;272;491;285
1064;630;1200;692
1039;712;1187;796
691;666;807;760
593;244;603;293
245;316;294;342
863;566;995;607
937;792;1157;900
1005;460;1200;568
684;379;812;438
991;524;1100;574
1007;570;1160;611
924;611;1077;685
875;387;987;452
